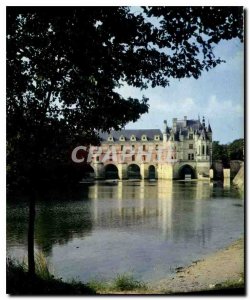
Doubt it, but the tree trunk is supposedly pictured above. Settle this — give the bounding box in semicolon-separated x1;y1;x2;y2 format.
28;191;36;277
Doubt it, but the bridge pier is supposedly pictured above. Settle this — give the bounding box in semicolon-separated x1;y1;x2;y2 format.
118;163;128;180
158;164;173;179
140;163;149;180
92;163;105;179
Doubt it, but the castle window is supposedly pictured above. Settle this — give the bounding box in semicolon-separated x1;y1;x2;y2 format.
121;145;124;151
141;135;147;141
189;134;193;140
206;145;209;155
143;144;146;151
132;155;135;161
202;145;205;155
132;144;135;150
188;153;194;160
108;136;113;142
130;135;136;141
155;144;158;150
119;135;125;142
96;156;99;162
154;135;160;141
189;144;193;149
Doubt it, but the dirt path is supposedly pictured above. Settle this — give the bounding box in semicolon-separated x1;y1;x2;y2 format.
151;238;244;294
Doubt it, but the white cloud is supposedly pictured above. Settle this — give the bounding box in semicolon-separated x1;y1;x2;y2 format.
150;97;196;118
206;95;243;118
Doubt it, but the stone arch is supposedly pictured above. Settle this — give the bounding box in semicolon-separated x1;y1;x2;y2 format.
82;164;95;179
178;164;196;180
104;164;119;179
148;165;156;179
127;163;141;179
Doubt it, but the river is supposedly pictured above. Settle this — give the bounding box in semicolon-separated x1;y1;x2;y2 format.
7;180;244;284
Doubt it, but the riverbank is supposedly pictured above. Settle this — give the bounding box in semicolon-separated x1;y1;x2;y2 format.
7;238;244;295
6;259;96;295
150;237;244;294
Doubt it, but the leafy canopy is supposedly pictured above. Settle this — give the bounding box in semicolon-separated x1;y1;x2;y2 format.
212;139;244;165
7;6;243;186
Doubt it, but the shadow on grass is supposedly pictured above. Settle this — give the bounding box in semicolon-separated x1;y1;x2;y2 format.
7;259;95;295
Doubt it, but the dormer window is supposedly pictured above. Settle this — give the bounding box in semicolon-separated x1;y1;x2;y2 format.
141;134;147;141
154;135;160;141
130;135;136;141
119;135;125;142
108;136;113;142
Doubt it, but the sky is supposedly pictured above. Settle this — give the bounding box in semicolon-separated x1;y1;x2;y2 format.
118;38;244;144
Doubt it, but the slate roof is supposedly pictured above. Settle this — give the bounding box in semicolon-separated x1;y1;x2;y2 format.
176;119;201;131
170;118;211;141
99;129;162;142
99;118;211;142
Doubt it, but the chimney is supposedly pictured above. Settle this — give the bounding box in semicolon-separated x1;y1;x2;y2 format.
173;118;177;132
184;116;187;127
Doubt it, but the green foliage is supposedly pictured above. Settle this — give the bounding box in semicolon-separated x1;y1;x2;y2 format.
6;258;95;295
87;279;111;292
87;274;147;293
7;7;243;189
213;139;244;166
228;139;244;160
144;7;243;78
113;273;147;291
34;252;54;280
7;258;147;294
212;141;230;166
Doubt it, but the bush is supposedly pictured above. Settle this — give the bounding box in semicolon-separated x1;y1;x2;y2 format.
6;258;95;295
113;273;146;291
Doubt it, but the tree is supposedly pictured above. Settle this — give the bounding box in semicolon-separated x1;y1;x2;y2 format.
212;139;244;168
7;6;243;276
228;139;244;160
212;141;230;167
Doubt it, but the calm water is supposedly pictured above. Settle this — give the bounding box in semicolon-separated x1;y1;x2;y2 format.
7;180;244;283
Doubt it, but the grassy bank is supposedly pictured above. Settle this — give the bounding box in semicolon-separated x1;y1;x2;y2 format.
6;259;95;295
7;240;244;295
6;258;147;295
7;260;244;295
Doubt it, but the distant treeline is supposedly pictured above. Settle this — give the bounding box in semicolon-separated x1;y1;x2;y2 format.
212;139;244;166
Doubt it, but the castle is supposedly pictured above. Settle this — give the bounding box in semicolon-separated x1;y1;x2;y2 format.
88;116;212;180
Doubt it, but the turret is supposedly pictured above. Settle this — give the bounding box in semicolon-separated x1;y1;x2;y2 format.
163;120;167;132
202;116;206;128
172;118;177;132
179;128;184;141
208;123;212;133
207;122;212;142
163;120;167;142
184;116;187;127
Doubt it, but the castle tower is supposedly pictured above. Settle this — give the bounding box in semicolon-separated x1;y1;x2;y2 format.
163;120;167;142
207;122;212;142
202;116;206;128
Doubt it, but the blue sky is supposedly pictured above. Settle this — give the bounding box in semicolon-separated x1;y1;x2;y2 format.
118;38;244;144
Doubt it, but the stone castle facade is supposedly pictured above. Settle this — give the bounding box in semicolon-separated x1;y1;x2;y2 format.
90;116;212;180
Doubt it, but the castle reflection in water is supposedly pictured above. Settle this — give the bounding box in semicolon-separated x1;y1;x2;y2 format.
90;180;217;244
7;179;242;278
